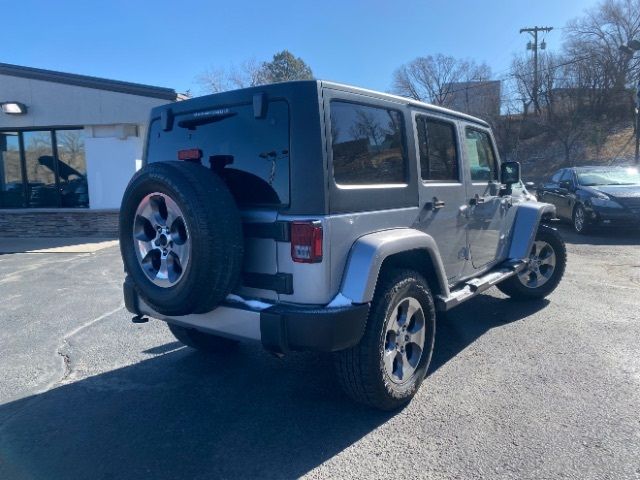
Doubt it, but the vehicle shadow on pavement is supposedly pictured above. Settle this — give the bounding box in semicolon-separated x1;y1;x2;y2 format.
430;294;550;374
0;294;548;480
555;224;639;246
0;344;393;479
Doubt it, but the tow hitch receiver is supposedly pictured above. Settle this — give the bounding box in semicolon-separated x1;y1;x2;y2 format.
131;315;149;324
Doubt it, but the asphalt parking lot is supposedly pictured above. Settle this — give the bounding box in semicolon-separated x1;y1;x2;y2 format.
0;226;639;480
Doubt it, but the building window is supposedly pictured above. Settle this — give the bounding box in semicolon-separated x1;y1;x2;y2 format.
330;101;406;185
0;128;88;208
56;130;89;208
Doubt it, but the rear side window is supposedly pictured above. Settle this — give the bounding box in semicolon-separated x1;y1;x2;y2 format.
330;101;406;185
416;116;459;182
465;128;498;182
147;100;290;207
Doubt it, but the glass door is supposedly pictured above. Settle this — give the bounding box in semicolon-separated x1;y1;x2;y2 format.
23;131;59;208
0;132;26;208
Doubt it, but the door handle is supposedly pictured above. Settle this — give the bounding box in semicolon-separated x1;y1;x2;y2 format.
433;198;445;209
424;197;445;211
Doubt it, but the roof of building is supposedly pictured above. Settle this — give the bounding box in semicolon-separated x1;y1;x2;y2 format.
0;62;178;101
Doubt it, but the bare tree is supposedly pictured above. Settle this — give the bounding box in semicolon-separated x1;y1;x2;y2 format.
489;0;640;168
196;67;228;94
196;51;313;95
564;0;640;118
196;58;265;94
392;54;491;106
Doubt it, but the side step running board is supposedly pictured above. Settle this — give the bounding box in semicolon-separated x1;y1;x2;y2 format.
435;260;527;312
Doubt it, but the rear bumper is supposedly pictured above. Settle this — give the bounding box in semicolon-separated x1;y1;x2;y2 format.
124;277;369;354
260;303;369;354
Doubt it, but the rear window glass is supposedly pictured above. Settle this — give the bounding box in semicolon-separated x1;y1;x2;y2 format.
146;100;290;206
330;101;406;185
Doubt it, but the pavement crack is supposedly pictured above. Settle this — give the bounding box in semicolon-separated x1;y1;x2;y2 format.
57;344;73;382
52;304;124;386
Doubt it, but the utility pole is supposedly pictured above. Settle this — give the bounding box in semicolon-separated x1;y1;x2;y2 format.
620;40;640;165
635;80;640;164
520;26;553;114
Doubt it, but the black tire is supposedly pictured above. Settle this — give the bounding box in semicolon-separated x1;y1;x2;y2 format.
497;224;566;300
572;204;590;234
168;324;238;353
334;269;436;411
119;161;243;316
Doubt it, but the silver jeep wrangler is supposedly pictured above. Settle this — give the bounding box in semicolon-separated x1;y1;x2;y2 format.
120;81;566;410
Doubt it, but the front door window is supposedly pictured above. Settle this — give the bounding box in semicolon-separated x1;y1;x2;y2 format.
465;129;498;182
464;127;505;270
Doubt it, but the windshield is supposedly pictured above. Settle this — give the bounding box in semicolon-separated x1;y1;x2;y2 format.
576;167;640;186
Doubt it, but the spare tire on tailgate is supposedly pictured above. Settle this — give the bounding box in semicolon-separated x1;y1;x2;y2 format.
119;161;243;316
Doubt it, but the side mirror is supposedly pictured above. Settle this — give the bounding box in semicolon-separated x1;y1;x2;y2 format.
558;180;572;190
500;161;521;186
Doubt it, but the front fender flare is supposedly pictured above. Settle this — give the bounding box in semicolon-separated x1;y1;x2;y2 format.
339;228;449;304
508;201;556;260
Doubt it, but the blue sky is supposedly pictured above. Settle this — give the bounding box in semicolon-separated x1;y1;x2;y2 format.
0;0;600;95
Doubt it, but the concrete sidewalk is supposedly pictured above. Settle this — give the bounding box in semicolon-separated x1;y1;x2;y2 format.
0;237;118;254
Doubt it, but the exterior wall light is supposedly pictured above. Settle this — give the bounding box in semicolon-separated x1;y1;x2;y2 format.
1;102;28;114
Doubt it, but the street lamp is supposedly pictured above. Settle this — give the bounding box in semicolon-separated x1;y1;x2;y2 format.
620;40;640;165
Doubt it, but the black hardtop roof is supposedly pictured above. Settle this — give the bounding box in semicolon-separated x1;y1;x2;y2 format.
159;79;490;127
320;80;490;127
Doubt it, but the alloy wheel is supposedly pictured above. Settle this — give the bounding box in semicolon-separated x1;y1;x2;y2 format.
517;240;557;289
383;297;426;384
574;206;585;232
132;192;190;287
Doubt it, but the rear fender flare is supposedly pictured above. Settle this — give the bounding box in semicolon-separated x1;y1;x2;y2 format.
339;228;449;304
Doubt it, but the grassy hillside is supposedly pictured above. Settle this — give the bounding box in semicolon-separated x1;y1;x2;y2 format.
507;123;637;185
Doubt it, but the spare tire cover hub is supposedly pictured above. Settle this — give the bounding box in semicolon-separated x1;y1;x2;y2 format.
133;192;191;287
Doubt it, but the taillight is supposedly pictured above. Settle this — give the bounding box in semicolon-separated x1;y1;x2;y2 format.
177;148;202;162
291;221;323;263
